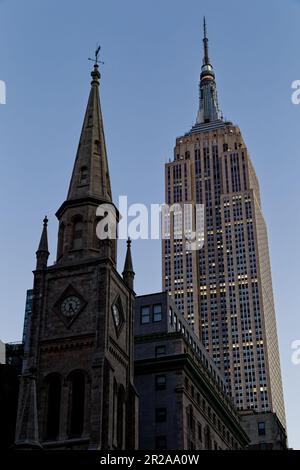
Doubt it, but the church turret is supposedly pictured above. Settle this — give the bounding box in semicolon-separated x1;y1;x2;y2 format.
122;238;135;291
36;216;49;270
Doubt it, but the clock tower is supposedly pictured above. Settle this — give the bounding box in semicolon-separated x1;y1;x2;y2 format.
14;62;138;450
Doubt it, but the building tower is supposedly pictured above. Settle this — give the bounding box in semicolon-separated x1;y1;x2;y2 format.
15;60;138;449
162;19;286;428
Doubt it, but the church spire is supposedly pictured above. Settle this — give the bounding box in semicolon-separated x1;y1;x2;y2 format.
36;216;49;270
66;54;112;203
196;18;222;124
55;52;118;264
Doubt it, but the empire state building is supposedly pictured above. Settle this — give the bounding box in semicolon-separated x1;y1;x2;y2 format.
162;19;286;428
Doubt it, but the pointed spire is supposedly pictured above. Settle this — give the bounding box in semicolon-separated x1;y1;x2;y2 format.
36;216;49;269
37;216;49;252
66;59;112;203
203;17;209;65
195;18;222;125
122;238;135;290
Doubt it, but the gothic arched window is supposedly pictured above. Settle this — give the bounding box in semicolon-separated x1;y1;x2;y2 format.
112;379;118;444
45;374;61;440
72;217;84;250
57;223;65;259
94;140;100;154
117;385;125;449
79;166;88;185
69;371;85;438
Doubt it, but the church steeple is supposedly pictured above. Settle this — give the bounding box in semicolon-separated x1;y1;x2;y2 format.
67;60;112;202
15;50;138;452
56;54;117;264
196;18;222;124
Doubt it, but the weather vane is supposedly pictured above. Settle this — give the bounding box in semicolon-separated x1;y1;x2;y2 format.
88;45;104;67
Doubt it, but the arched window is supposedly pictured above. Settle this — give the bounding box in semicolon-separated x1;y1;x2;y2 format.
94;140;100;154
117;385;125;449
79;166;88;184
72;217;83;250
69;371;85;437
57;223;65;259
46;374;61;440
112;379;118;444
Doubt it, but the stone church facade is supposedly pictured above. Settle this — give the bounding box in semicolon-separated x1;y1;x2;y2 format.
14;62;138;450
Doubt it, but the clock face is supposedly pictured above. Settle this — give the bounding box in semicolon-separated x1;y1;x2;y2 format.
112;304;120;327
60;296;81;318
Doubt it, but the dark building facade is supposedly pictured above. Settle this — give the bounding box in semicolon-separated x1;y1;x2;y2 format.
240;410;287;450
0;342;23;450
14;62;138;450
134;292;249;450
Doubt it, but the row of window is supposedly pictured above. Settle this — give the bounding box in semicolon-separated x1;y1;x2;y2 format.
45;371;125;448
140;304;162;324
46;371;85;440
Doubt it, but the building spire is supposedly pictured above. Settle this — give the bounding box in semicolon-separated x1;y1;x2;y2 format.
203;16;209;65
122;238;135;290
66;50;112;203
36;216;49;269
55;51;119;265
196;18;222;124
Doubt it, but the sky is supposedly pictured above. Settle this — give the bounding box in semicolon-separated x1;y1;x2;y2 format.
0;0;299;449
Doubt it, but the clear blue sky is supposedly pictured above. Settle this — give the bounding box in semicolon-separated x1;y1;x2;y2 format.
0;0;299;449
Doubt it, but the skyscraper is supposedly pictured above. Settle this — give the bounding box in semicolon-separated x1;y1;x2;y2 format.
162;19;286;428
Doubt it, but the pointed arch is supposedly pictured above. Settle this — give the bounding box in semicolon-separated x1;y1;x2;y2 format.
72;215;84;250
57;222;65;259
68;370;86;438
45;373;62;440
117;384;126;449
112;378;118;445
79;166;88;185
